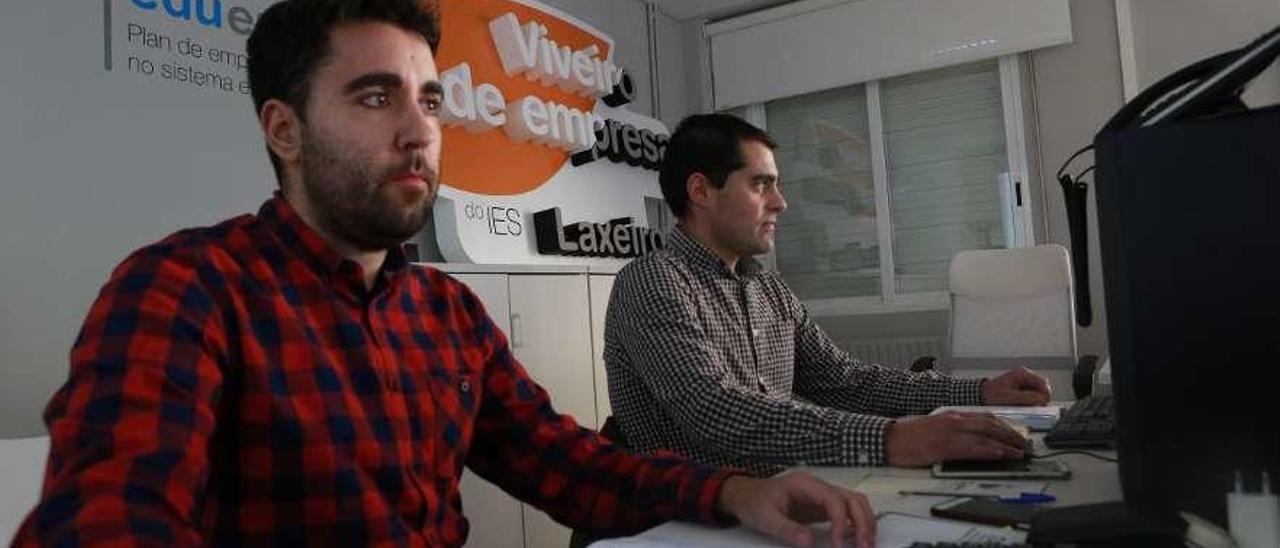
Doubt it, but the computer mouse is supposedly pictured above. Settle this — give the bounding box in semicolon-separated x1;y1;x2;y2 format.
998;418;1034;457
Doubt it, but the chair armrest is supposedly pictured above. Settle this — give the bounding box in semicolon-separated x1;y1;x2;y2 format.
910;355;938;373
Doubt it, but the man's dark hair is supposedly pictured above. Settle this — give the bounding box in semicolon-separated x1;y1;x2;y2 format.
247;0;441;184
658;113;777;219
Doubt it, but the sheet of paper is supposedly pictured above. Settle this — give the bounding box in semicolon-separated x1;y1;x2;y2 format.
798;515;1027;547
874;512;1027;547
595;511;1027;547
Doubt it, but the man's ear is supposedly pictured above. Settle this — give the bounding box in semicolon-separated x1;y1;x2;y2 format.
686;172;714;212
260;99;303;168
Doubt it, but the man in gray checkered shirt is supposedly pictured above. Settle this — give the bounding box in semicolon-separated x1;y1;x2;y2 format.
604;114;1052;477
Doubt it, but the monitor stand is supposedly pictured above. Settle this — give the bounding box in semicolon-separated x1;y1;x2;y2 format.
1027;501;1186;547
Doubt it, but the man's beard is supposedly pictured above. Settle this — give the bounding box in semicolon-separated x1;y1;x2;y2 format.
298;128;438;252
712;219;771;259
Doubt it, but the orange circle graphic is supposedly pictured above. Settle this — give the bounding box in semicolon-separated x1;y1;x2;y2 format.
437;0;612;196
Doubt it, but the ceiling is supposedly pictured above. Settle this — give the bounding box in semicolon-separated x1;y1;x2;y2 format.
647;0;796;21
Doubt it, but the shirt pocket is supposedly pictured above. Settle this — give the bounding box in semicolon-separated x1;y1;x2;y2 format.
426;364;481;479
750;294;796;397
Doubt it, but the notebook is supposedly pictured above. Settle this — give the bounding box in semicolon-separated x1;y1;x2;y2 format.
930;405;1063;431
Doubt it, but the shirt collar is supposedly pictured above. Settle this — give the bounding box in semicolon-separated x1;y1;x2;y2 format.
257;193;410;285
668;227;764;279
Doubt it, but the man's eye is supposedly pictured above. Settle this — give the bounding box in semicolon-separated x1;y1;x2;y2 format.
360;93;390;108
422;96;442;114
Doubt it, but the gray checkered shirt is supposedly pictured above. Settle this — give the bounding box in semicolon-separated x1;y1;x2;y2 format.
604;228;984;476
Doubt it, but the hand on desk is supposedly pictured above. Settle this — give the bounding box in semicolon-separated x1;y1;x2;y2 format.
981;367;1052;406
716;471;875;548
885;412;1028;467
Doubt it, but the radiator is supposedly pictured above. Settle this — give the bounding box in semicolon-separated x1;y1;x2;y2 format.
846;336;946;369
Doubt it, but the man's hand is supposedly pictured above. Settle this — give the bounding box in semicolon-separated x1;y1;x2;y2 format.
716;472;875;548
982;367;1052;406
885;412;1028;467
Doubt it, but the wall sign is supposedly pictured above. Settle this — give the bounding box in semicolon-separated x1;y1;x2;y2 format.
570;118;667;170
433;0;668;265
532;208;664;258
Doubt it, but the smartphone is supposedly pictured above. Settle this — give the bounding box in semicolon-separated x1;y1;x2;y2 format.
931;458;1071;479
931;497;1041;527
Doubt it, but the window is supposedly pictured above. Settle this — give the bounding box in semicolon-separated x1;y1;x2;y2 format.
745;57;1033;314
883;61;1009;294
765;85;879;300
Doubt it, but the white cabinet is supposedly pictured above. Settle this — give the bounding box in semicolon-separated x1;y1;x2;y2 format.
451;274;526;548
508;275;598;429
453;274;512;333
588;275;616;422
509;274;597;548
440;267;615;548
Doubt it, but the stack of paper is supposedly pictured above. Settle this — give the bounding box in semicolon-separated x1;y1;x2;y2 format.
875;513;1027;547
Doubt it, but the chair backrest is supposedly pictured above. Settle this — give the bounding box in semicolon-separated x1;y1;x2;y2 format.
947;244;1078;366
0;436;48;545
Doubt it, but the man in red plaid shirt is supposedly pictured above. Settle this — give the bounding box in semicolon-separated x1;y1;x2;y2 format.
13;1;875;546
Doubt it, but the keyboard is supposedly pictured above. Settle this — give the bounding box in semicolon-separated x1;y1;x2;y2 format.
1044;394;1116;448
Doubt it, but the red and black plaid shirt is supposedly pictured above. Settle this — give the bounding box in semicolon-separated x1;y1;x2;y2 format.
14;196;731;547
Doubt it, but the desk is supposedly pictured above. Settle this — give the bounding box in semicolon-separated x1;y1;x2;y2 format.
598;437;1120;546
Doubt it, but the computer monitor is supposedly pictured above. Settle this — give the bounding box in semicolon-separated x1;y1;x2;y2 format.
1093;27;1280;528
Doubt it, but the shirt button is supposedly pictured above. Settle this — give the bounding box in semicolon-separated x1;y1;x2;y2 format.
751;328;760;338
757;374;767;388
857;454;869;466
459;379;471;393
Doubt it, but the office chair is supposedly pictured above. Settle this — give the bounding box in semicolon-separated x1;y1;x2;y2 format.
915;245;1099;399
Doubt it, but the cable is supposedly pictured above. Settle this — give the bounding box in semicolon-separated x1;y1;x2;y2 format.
1031;450;1118;463
1055;144;1094;181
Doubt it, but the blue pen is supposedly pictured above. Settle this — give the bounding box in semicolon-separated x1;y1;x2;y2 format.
898;490;1057;503
998;492;1056;504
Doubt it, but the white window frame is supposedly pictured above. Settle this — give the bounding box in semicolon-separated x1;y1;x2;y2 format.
754;54;1037;316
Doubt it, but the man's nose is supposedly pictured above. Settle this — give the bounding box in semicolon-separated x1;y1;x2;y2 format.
768;185;787;213
397;104;440;151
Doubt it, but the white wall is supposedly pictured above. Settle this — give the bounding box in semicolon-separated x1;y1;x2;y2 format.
654;8;691;127
0;0;682;437
1121;0;1280;106
1;0;275;438
680;17;715;116
1027;0;1126;359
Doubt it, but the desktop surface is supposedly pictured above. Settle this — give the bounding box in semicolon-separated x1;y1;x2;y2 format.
596;435;1120;546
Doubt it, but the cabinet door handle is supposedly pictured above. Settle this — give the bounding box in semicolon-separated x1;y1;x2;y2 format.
510;312;522;349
